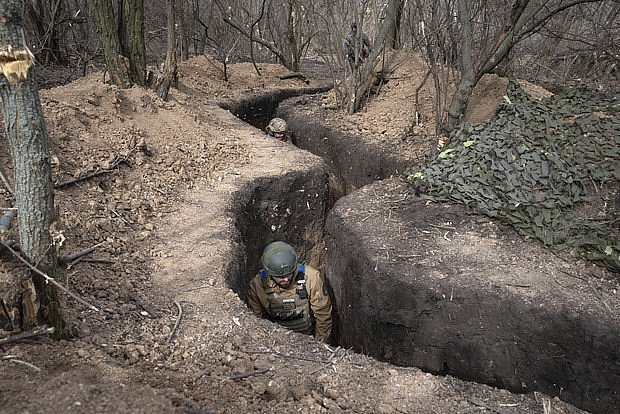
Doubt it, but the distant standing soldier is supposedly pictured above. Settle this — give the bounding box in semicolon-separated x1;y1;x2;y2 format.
247;241;333;342
344;22;371;73
266;117;291;143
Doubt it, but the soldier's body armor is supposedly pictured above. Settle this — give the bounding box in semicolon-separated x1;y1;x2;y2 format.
259;265;313;334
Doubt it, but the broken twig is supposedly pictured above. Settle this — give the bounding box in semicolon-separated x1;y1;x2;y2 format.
457;407;486;414
247;350;329;364
1;355;42;371
0;241;99;312
309;346;342;375
428;223;457;231
55;154;132;188
110;208;133;226
278;72;308;83
467;398;516;414
59;242;104;264
0;325;54;347
166;301;183;344
0;167;14;196
229;367;271;381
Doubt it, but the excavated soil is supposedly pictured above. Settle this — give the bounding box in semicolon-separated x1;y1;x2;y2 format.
0;53;615;414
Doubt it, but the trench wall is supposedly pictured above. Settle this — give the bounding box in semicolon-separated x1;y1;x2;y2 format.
325;179;620;414
229;169;330;299
224;90;620;414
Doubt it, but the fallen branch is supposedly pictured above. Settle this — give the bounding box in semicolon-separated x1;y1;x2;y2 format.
77;258;114;264
0;325;54;347
1;355;42;371
309;346;342;375
428;223;457;231
0;167;14;196
248;350;329;364
457;407;486;414
55;153;132;188
0;241;99;312
505;283;531;288
66;257;114;271
278;72;309;83
110;208;133;226
58;242;104;264
467;398;516;414
0;210;17;233
229;367;271;381
166;301;183;344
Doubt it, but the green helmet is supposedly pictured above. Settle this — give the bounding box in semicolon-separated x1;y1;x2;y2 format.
261;241;298;276
267;117;287;134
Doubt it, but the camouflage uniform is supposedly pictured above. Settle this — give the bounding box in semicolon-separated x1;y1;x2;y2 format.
248;265;332;341
344;23;371;73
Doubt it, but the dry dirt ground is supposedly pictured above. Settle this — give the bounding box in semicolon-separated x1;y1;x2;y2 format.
0;53;602;413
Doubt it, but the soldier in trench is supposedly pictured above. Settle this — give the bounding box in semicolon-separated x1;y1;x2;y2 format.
265;117;294;144
247;241;332;342
343;21;371;74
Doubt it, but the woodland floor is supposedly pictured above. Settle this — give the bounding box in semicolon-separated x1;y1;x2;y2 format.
0;52;611;414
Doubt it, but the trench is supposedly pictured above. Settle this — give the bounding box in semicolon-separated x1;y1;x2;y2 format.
217;89;619;414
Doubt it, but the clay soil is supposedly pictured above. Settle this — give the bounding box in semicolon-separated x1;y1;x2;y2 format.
0;53;604;413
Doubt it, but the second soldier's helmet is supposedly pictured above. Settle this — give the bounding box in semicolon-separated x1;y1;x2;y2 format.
266;117;288;134
261;241;298;277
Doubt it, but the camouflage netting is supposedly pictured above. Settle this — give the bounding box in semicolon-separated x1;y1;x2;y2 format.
406;81;620;274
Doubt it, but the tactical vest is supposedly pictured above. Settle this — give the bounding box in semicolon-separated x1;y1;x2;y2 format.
259;264;313;334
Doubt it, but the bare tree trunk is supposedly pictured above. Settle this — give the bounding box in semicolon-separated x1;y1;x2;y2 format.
89;0;132;88
192;0;207;55
540;10;574;63
387;0;405;49
443;0;476;134
26;0;64;64
442;0;550;133
283;0;301;71
121;0;147;86
348;0;401;114
0;0;64;335
213;0;302;71
178;0;190;61
249;0;268;76
158;0;178;100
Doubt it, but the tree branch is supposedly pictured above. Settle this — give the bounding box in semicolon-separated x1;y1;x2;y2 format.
0;241;99;312
55;154;131;188
0;324;54;346
212;0;286;65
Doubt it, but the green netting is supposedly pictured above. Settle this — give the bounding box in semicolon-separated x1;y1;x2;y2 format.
405;81;620;273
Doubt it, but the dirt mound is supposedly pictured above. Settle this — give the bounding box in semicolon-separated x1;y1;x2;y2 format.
0;52;595;414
